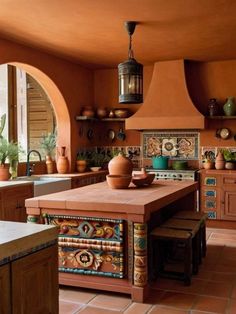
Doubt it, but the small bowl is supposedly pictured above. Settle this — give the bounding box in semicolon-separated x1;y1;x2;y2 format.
132;173;155;187
114;108;129;118
106;174;132;189
90;167;101;172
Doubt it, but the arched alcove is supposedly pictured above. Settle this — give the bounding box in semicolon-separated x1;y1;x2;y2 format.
8;62;71;169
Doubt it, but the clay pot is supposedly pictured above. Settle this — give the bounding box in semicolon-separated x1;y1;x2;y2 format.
215;151;225;170
81;106;95;118
225;162;235;170
202;161;215;170
106;174;132;189
46;155;54;174
108;153;133;175
96;107;108;119
56;147;69;174
0;164;10;181
76;160;87;173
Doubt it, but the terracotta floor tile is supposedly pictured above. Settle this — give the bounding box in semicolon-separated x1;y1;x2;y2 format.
78;305;122;313
208;272;236;283
230;285;236;299
158;291;196;310
192;295;229;313
59;286;96;303
59;300;83;314
88;294;131;311
146;289;166;304
228;299;236;314
149;305;189;314
201;281;233;298
191;311;218;314
123;302;152;314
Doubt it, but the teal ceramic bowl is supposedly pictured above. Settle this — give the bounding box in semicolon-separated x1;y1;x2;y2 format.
152;156;169;169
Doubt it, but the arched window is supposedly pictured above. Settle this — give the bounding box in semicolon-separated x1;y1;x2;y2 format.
0;64;56;161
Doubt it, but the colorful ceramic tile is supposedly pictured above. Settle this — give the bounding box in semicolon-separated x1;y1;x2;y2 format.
205;190;217;197
142;131;199;160
201;147;217;161
206;211;217;219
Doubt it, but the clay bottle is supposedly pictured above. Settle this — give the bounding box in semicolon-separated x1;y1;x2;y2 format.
215;151;225;170
108;152;133;175
56;146;69;174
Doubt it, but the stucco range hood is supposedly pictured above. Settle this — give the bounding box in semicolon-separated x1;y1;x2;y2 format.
125;59;205;130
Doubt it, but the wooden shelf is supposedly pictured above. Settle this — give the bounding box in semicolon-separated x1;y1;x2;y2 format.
207;115;236;120
75;116;125;122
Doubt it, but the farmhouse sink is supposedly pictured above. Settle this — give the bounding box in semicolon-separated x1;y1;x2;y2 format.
13;176;71;196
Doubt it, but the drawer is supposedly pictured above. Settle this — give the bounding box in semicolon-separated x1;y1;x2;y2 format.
223;176;236;185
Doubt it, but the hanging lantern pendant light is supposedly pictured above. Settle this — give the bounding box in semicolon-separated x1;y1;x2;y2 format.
118;21;143;104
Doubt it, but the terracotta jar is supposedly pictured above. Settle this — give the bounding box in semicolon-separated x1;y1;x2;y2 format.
108;153;133;175
96;107;108;119
56;146;69;174
46;155;54;174
76;160;87;173
215;151;225;170
202;161;215;170
0;164;10;181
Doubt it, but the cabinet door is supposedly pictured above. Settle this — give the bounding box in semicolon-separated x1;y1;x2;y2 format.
0;263;11;314
2;185;33;222
11;244;58;314
221;186;236;220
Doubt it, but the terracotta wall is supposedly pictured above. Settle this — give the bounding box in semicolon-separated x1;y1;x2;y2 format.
0;37;94;171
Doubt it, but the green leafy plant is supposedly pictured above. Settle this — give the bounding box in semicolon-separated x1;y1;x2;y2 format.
0;138;22;165
89;151;105;167
40;131;56;156
222;149;236;161
76;151;87;160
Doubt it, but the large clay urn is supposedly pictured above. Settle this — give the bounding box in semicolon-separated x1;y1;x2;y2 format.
108;153;133;175
56;146;69;174
215;151;225;170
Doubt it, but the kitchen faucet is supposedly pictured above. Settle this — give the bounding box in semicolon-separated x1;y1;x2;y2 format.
26;149;42;176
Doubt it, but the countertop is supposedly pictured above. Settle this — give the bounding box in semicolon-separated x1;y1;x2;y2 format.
25;180;198;216
35;170;108;179
0;220;57;264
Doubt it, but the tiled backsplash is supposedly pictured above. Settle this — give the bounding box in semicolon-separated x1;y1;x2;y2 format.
142;131;199;160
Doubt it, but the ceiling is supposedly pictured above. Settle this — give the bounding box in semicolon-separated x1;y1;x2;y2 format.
0;0;235;69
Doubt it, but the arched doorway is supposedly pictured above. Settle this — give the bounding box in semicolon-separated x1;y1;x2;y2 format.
8;62;71;170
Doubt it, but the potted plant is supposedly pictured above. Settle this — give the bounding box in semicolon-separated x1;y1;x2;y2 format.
89;151;105;171
0;138;21;180
202;151;215;170
76;151;87;173
222;149;236;170
40;131;56;174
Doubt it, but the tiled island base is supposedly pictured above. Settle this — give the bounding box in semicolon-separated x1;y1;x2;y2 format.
26;180;198;302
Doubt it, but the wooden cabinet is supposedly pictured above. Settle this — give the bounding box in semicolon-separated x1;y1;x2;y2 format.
0;184;33;222
0;264;11;314
221;174;236;220
200;171;236;221
0;244;58;314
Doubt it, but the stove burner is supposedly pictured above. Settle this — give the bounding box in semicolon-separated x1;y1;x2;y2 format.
145;167;198;181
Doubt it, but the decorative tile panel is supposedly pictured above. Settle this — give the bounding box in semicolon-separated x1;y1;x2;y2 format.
142;131;199;160
205;200;216;209
206;211;217;219
205;190;217;197
45;214;125;278
204;177;217;186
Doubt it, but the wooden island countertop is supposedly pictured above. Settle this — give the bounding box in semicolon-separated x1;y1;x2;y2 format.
25;180;198;302
26;180;198;221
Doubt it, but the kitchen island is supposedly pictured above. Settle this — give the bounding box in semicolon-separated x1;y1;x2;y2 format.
25;180;198;302
0;221;58;313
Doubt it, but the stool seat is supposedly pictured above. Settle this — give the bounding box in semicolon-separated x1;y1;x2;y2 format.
150;227;192;285
160;218;201;274
173;211;208;260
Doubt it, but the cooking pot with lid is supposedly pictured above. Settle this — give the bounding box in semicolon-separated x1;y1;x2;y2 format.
172;160;188;170
152;156;169;170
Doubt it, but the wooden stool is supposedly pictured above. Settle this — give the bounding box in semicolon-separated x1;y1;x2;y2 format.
173;211;208;262
160;218;201;275
150;227;192;285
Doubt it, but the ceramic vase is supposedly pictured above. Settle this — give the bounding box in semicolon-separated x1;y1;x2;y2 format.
208;98;219;116
46;155;54;174
108;153;133;175
223;97;236;116
215;151;225;170
9;160;18;179
56;146;69;174
81;106;95;118
203;161;215;170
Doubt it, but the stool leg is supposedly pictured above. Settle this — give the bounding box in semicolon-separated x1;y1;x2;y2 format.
202;223;207;257
192;234;199;275
184;238;192;286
